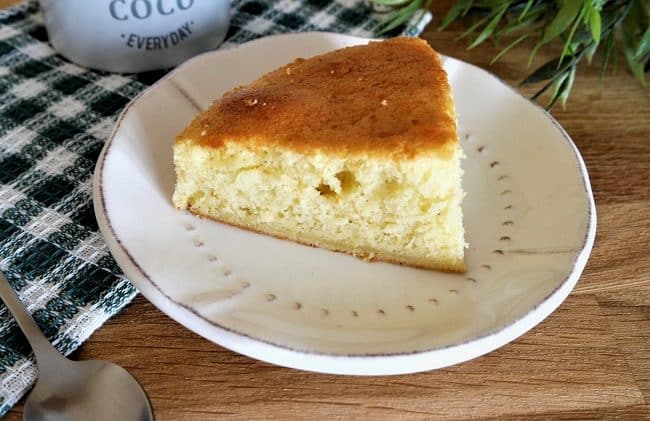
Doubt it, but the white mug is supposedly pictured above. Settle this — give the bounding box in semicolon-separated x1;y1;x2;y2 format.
39;0;231;73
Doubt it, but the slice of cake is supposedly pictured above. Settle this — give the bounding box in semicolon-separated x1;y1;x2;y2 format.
173;37;466;272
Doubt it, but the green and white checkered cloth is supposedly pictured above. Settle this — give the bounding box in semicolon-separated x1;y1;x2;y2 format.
0;0;430;415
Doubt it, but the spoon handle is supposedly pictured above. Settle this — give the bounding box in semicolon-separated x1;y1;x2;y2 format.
0;270;62;367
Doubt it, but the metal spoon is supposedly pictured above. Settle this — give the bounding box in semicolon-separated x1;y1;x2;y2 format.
0;271;153;421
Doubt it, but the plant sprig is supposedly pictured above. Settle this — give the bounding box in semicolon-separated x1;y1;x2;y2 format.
370;0;649;109
371;0;433;34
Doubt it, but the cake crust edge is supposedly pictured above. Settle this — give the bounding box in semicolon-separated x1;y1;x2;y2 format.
177;37;458;161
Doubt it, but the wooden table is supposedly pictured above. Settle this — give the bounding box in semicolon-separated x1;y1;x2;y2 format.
3;0;649;418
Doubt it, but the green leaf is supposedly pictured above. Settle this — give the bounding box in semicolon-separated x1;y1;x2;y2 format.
491;34;529;64
559;66;577;109
588;4;602;43
624;37;646;86
518;0;537;21
531;74;559;100
585;40;598;63
542;0;583;45
503;5;545;34
468;3;510;49
546;70;570;109
635;28;650;59
528;41;544;67
439;0;474;30
560;7;586;63
571;28;595;46
377;0;420;33
600;29;616;77
522;56;571;84
458;12;492;40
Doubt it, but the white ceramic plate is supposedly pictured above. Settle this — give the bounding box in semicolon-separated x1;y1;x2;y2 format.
94;32;596;375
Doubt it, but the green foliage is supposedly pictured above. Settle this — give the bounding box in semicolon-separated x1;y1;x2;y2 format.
371;0;433;33
370;0;649;109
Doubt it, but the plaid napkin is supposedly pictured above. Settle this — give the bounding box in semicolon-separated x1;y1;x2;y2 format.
0;0;430;415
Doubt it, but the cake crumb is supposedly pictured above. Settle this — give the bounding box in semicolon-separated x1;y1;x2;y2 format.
200;130;207;136
244;98;258;106
381;99;388;106
330;70;335;74
285;67;292;75
262;102;267;106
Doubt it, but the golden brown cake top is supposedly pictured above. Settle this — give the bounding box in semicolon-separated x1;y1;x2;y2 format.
179;37;458;160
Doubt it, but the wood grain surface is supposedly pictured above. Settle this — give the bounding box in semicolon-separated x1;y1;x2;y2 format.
3;0;650;418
